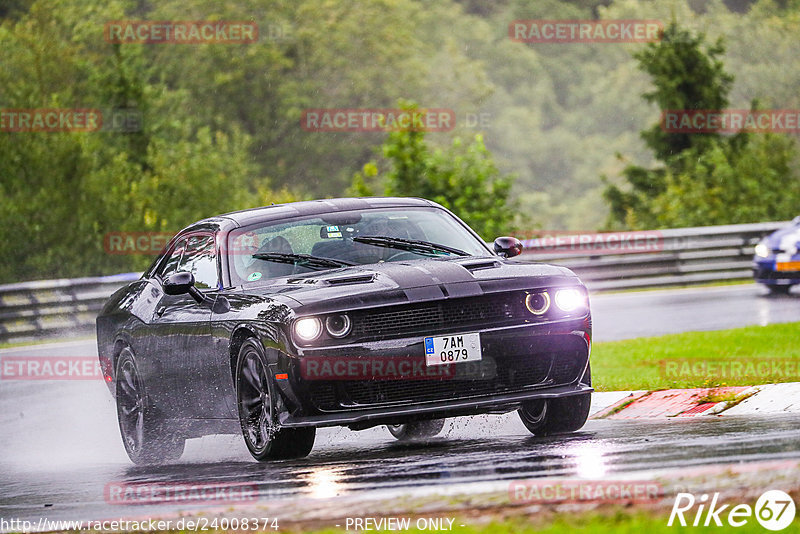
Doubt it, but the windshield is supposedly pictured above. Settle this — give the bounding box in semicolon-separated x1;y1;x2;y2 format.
227;207;490;284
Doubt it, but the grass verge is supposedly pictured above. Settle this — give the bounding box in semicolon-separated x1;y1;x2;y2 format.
180;508;787;534
592;321;800;391
0;335;95;350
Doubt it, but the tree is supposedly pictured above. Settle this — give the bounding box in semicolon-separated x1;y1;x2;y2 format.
603;22;800;229
351;106;517;240
0;0;282;282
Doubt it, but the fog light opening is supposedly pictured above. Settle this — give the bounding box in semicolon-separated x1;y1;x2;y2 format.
525;291;551;315
325;314;352;338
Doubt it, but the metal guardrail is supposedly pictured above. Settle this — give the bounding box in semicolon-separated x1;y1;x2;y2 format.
0;221;789;343
518;221;787;291
0;272;140;344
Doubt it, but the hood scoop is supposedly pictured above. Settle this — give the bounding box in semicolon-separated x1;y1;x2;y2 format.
285;273;376;286
461;259;501;272
325;273;376;285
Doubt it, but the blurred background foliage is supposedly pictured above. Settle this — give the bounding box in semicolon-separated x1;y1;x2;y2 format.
1;0;800;281
603;21;800;229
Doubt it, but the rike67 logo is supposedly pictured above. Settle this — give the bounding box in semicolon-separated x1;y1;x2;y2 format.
669;490;796;531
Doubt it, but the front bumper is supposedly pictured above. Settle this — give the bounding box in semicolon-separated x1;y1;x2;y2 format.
278;382;592;428
753;259;800;285
277;317;591;427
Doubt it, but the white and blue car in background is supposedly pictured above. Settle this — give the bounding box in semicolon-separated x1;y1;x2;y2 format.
753;216;800;294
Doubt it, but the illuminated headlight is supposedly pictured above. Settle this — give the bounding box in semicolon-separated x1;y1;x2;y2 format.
525;291;551;315
754;243;770;258
294;317;322;342
554;288;587;312
325;314;352;338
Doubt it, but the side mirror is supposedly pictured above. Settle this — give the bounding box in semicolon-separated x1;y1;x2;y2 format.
163;271;205;303
494;236;523;258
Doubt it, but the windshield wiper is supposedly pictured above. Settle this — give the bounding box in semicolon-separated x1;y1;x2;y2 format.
353;236;469;257
252;252;355;271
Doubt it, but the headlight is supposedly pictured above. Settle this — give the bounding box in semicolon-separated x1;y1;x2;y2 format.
525;291;551;315
325;314;352;338
554;288;586;312
294;317;322;341
755;243;770;258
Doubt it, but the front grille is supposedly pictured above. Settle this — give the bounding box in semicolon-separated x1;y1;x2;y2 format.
755;268;800;280
350;293;527;341
306;349;586;412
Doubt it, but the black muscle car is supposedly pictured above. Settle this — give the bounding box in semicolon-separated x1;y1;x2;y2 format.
97;197;593;464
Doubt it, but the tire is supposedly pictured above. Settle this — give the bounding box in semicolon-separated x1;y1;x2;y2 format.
115;347;185;465
518;364;591;436
767;284;791;295
236;339;315;461
387;419;445;440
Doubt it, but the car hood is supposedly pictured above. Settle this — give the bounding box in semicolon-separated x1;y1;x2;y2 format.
764;223;800;253
235;257;581;313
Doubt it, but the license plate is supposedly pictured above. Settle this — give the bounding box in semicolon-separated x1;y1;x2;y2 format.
776;261;800;272
424;333;481;366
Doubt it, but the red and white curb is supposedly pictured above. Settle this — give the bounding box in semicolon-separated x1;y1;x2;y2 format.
589;382;800;419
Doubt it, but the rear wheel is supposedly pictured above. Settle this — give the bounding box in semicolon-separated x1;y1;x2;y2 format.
387;419;445;440
115;348;185;465
236;339;315;461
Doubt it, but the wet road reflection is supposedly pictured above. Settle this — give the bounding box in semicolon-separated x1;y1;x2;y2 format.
2;413;799;524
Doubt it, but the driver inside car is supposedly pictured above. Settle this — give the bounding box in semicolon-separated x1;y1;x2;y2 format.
311;217;423;264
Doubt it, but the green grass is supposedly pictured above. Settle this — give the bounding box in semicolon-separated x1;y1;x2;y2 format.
444;514;781;534
240;510;789;534
592;322;800;391
0;335;94;350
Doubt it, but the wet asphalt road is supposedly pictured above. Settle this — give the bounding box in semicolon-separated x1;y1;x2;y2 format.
590;282;800;341
1;283;799;526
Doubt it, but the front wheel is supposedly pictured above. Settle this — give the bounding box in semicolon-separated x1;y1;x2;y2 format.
236;339;315;461
518;394;591;436
766;284;791;295
519;364;591;436
115;347;185;465
387;419;445;440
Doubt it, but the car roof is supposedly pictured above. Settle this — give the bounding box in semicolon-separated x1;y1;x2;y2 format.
201;197;438;228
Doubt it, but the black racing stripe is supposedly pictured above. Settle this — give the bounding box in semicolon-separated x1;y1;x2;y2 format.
411;261;477;285
375;262;440;288
403;285;446;301
441;281;483;298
